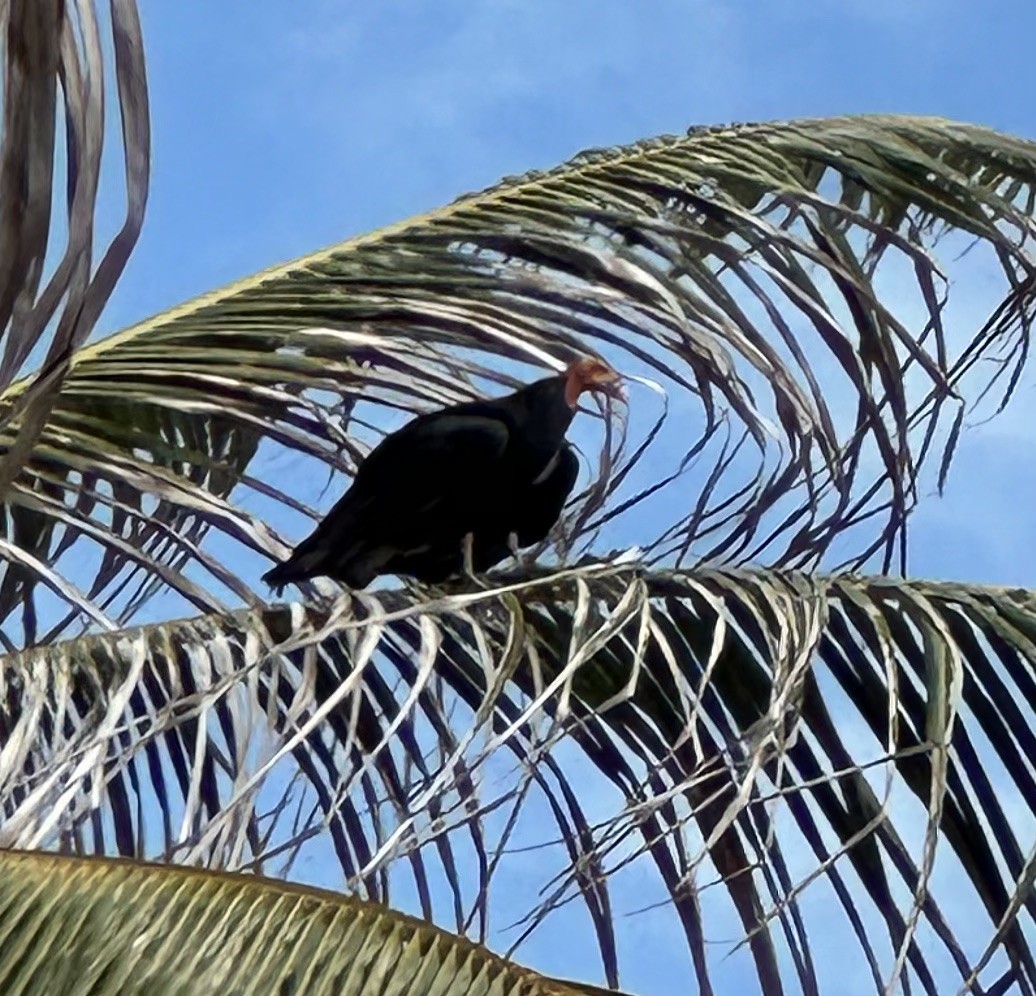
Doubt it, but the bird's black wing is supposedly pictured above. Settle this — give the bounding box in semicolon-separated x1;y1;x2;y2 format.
263;410;513;588
348;410;513;519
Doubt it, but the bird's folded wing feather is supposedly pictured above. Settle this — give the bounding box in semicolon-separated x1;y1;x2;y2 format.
359;412;512;500
304;412;514;541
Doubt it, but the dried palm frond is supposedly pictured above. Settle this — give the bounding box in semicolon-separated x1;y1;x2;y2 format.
3;566;1034;994
0;0;149;498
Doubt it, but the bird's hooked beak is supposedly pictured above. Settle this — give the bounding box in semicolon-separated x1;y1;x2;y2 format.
590;373;626;404
584;367;626;404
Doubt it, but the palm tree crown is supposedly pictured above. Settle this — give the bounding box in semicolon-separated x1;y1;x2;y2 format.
1;4;1036;994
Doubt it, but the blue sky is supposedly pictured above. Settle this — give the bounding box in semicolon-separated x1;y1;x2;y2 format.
86;2;1036;992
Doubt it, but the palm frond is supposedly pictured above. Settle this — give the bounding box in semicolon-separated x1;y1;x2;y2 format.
4;565;1034;994
0;116;1034;643
0;0;149;498
0;850;618;995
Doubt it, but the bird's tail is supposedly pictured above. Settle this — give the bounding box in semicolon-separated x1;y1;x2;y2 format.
262;542;385;594
260;559;299;594
261;542;337;593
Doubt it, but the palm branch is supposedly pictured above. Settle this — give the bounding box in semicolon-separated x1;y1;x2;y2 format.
0;850;620;995
4;566;1036;993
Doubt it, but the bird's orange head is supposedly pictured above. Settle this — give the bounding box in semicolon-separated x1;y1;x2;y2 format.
563;356;625;408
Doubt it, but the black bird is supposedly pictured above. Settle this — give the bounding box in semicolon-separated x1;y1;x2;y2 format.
262;357;624;591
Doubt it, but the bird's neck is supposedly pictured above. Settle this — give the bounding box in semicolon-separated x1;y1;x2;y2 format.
564;372;581;409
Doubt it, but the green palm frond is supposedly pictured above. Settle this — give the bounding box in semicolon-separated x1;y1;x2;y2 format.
0;850;618;995
1;116;1035;644
3;565;1034;994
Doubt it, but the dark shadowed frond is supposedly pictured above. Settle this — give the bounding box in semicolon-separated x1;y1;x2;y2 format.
0;850;619;995
0;0;149;499
3;566;1034;994
0;117;1034;643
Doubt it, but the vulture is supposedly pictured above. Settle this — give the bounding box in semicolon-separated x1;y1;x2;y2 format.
262;357;624;592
